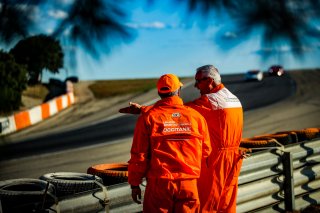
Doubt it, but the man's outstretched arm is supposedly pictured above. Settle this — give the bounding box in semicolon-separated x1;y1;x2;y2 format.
119;102;142;114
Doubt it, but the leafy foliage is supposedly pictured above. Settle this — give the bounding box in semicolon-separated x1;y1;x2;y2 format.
53;0;134;58
180;0;320;54
0;50;28;113
10;34;64;84
1;0;319;68
0;0;40;46
1;0;134;67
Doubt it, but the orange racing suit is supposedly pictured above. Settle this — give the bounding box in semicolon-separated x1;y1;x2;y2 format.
186;83;243;213
128;96;212;213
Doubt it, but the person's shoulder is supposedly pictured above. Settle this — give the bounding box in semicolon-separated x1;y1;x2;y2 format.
142;105;162;118
184;105;205;118
141;105;154;113
186;95;210;108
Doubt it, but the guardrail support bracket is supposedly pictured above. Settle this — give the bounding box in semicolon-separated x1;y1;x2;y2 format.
282;151;295;211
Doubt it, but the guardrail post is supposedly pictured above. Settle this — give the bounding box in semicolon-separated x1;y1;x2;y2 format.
282;151;295;211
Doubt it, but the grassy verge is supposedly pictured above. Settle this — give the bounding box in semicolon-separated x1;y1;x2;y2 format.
22;84;48;99
18;77;190;108
88;78;159;99
88;77;190;99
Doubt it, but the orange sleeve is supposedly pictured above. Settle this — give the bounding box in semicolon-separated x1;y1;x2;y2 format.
128;114;151;186
141;105;153;113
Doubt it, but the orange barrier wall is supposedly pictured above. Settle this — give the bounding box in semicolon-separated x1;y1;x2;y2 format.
0;93;75;135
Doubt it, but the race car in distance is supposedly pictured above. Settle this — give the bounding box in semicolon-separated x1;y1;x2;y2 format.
268;65;284;76
245;70;264;81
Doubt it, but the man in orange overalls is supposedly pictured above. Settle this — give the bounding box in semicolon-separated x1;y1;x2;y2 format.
128;74;212;213
186;65;243;213
121;66;244;213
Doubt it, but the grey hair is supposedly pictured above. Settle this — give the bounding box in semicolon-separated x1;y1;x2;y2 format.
158;88;180;98
196;65;221;84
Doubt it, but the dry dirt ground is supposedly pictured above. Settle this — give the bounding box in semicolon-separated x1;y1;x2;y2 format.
13;80;163;139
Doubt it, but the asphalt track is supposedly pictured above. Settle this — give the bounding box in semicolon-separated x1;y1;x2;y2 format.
0;73;294;162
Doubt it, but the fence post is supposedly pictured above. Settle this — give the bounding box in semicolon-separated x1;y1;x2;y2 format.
282;151;295;211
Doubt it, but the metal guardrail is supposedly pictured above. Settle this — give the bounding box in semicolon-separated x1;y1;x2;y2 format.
50;139;320;213
237;138;320;212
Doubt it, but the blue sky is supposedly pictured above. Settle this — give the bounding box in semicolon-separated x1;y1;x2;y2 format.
34;0;320;81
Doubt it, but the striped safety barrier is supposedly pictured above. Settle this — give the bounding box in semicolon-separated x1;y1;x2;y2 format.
0;92;75;136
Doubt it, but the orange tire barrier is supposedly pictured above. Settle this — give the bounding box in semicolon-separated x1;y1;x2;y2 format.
0;93;75;136
87;163;128;186
253;133;293;145
299;128;320;141
277;128;319;142
276;131;299;143
240;138;278;151
240;128;319;151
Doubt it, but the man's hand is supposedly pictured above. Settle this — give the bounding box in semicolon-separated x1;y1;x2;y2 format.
239;147;251;159
131;186;142;204
119;102;142;114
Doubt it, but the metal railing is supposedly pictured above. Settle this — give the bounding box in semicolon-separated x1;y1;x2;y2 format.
51;138;320;213
237;138;320;212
